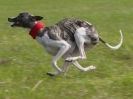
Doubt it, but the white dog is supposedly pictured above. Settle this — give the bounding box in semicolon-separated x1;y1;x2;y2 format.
8;12;123;76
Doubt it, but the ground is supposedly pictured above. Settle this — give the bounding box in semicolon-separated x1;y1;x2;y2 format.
0;0;133;99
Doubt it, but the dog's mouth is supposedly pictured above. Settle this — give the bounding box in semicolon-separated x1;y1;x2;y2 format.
8;17;20;27
9;22;14;27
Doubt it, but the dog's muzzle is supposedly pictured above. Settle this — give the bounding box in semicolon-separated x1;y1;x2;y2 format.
8;17;17;27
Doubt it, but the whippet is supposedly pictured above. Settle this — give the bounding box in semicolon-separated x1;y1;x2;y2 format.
8;12;123;76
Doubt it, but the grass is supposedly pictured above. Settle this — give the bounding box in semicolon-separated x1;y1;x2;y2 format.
0;0;133;99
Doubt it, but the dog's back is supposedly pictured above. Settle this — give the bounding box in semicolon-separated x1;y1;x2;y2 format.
46;18;93;42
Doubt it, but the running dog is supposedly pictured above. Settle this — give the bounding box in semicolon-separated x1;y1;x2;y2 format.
8;12;123;76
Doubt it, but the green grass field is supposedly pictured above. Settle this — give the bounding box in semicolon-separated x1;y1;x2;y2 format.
0;0;133;99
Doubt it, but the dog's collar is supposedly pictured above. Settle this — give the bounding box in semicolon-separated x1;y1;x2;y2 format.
29;21;45;39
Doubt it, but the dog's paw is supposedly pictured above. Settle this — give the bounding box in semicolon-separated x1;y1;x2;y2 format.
65;57;79;62
65;58;74;62
89;65;96;70
46;71;62;77
46;72;55;77
85;65;96;71
65;59;73;62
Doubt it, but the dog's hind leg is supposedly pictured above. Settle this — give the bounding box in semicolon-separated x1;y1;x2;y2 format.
61;61;71;73
72;61;96;72
61;61;72;76
66;27;87;61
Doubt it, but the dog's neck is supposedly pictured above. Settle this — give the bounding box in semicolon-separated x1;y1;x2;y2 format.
29;21;45;39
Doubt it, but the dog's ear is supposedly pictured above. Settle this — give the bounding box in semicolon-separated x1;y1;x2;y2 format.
33;16;43;21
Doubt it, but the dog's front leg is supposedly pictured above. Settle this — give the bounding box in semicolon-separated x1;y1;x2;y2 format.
47;61;71;76
72;61;96;72
47;40;71;76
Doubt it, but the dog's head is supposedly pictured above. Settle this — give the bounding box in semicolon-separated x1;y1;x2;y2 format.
8;12;43;28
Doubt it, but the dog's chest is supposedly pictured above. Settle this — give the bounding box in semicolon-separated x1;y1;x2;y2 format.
36;33;59;54
36;33;53;46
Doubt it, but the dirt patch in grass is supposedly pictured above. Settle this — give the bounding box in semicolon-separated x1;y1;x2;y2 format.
0;58;12;65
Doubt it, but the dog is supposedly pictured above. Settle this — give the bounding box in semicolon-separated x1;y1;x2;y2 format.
8;12;123;76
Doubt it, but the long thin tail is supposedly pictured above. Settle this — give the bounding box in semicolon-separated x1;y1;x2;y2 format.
99;30;123;50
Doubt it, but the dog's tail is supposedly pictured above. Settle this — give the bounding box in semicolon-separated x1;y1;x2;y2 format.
99;30;123;50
